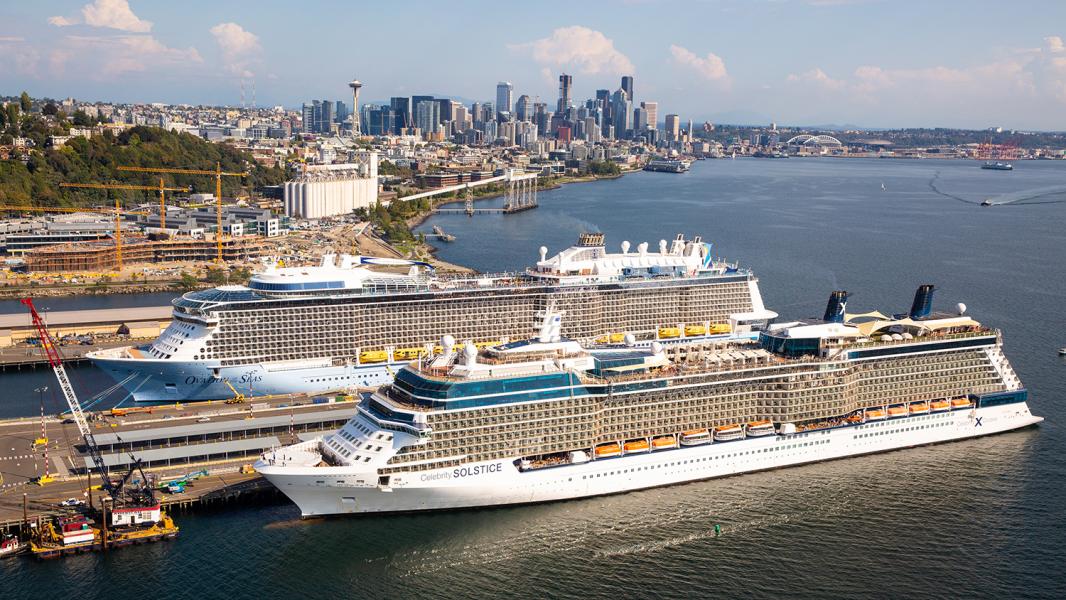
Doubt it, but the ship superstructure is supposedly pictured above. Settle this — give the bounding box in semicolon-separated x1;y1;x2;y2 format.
89;233;776;402
256;286;1041;516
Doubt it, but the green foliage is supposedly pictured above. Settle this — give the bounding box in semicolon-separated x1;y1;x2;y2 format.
586;160;621;176
19;92;31;112
178;272;199;289
230;267;252;283
378;159;413;179
0;121;285;206
204;267;227;285
43;103;58;116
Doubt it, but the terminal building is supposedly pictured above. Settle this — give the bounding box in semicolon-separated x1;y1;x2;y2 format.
283;153;379;219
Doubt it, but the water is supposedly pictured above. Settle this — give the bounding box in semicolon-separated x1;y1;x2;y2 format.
3;158;1065;599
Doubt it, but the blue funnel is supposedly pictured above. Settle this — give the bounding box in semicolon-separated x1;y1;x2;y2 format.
909;284;935;319
823;291;848;323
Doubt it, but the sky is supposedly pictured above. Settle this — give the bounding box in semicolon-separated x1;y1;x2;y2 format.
2;0;1066;130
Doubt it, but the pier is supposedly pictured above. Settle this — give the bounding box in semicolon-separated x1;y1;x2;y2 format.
430;225;456;242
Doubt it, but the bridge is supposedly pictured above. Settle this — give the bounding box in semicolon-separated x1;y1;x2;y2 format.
401;169;539;216
785;134;843;147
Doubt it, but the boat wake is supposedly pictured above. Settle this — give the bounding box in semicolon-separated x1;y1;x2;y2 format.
929;171;1066;206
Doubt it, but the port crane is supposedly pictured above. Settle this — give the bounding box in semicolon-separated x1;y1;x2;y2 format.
21;297;155;507
117;164;247;263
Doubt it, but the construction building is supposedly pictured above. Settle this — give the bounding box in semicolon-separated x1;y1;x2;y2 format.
24;236;265;273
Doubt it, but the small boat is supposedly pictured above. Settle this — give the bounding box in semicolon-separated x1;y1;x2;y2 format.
745;420;775;437
680;429;712;446
1;534;25;558
594;442;622;459
651;436;677;450
658;327;680;339
684;324;707;336
708;323;731;334
845;414;863;423
623;439;650;454
866;409;887;421
930;400;951;412
909;402;930;415
713;424;745;442
1058;347;1066;356
950;398;974;409
887;406;908;418
359;350;388;364
981;161;1013;171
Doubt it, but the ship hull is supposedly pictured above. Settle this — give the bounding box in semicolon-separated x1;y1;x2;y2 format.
257;402;1041;516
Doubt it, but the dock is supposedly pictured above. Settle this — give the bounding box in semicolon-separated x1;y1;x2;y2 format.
0;390;357;532
0;306;172;350
430;225;456;242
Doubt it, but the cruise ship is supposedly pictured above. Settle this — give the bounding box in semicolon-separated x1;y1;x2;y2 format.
256;285;1041;516
88;233;776;402
644;159;691;173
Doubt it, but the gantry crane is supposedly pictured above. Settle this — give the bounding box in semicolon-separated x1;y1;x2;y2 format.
117;163;247;263
58;182;190;271
21;297;155;507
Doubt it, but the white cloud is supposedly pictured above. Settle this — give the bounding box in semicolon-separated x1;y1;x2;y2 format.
0;38;40;76
50;0;153;32
1045;36;1065;53
670;44;729;83
510;26;634;76
53;34;201;77
786;67;846;90
210;22;262;78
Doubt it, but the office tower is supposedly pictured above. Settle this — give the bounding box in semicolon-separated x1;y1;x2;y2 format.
611;89;631;139
390;97;411;133
621;76;634;102
558;73;573;113
411;95;435;119
641;101;658;130
301;102;315;133
415;100;440;135
633;106;648;132
320;100;334;133
496;82;513;119
471;102;482;123
584;116;598;142
515;94;532;122
665;114;680;142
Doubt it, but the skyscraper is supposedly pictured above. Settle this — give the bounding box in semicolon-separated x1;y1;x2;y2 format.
641;101;658;130
611;89;631;139
665;114;680;142
621;76;634;102
558;73;573;114
515;94;532;122
390;97;411;133
496;82;513;120
415;100;440;136
633;106;648;131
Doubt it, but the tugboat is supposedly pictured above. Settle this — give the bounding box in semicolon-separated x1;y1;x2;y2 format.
1;533;26;558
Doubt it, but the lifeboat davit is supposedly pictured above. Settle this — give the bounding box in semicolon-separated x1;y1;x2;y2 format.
624;439;650;454
594;443;622;459
680;429;712;446
713;424;745;442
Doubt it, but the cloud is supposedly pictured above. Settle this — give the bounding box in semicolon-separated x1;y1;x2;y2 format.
210;22;262;78
786;67;846;90
0;36;26;42
1045;36;1065;53
510;26;634;76
50;0;153;32
52;34;201;77
0;38;40;76
670;45;729;83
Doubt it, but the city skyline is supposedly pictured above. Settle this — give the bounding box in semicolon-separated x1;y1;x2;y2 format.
2;1;1066;130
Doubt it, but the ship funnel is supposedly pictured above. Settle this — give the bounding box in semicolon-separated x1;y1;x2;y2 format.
823;291;849;323
909;284;935;319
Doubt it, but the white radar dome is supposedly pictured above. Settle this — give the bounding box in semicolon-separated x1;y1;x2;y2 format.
957;303;967;315
621;240;631;254
539;246;548;261
441;334;455;349
623;333;636;347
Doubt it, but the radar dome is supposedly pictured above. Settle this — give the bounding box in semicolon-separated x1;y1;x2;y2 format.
623;333;636;347
957;302;967;315
441;334;455;349
539;246;548;261
621;241;631;254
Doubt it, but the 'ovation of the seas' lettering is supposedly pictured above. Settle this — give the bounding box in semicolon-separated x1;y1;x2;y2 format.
184;373;263;386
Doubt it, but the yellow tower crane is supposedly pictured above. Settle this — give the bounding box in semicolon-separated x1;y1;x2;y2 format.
117;164;247;263
58;182;189;271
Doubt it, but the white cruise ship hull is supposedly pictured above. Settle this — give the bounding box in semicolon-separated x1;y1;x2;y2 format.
257;402;1041;516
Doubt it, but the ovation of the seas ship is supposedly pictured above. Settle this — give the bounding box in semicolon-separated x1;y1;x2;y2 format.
88;233;776;402
255;285;1041;516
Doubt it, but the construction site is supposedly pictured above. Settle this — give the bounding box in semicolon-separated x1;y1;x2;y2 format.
23;236;265;273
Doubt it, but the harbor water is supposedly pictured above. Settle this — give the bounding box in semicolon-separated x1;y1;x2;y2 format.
3;158;1065;598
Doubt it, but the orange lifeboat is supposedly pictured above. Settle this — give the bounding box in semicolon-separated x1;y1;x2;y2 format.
909;402;930;415
624;439;650;454
951;398;974;409
866;408;887;421
714;424;745;442
651;436;677;450
930;400;950;412
745;420;775;437
680;429;712;446
594;443;622;459
887;406;908;418
845;414;863;423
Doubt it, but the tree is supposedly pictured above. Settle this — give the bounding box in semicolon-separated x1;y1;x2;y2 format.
19;92;31;113
178;272;199;289
72;110;94;127
43;102;58;116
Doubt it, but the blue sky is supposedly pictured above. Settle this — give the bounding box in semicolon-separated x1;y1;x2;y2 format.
2;0;1066;130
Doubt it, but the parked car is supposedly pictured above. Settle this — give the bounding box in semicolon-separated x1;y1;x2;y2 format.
59;498;84;507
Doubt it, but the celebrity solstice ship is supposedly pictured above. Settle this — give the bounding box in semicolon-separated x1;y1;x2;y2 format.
88;233;776;402
255;285;1041;516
